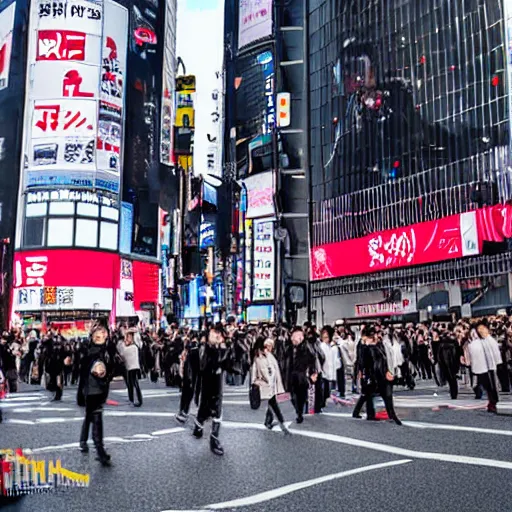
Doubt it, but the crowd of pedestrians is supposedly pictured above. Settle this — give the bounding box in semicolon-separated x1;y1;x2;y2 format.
1;314;510;461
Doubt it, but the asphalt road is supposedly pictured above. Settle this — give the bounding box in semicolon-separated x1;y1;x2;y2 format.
1;379;512;512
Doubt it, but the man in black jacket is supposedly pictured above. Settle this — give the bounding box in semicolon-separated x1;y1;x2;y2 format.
193;324;234;456
176;334;201;423
78;318;113;466
352;326;402;425
283;327;317;424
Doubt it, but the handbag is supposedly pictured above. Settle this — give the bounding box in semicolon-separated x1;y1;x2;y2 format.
276;392;290;403
249;383;261;410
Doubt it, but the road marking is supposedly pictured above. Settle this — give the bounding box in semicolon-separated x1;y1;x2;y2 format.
2;396;45;402
104;411;176;418
35;417;83;424
322;412;512;437
152;428;185;436
1;402;45;409
288;427;512;469
4;419;36;425
160;460;412;512
10;407;73;413
222;401;250;405
404;421;512;437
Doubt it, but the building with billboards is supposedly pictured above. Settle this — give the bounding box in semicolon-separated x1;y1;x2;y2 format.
0;0;30;328
308;0;512;323
10;0;177;332
223;0;309;323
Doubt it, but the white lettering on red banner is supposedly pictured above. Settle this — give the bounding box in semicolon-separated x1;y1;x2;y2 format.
311;211;480;281
37;30;86;61
15;256;49;287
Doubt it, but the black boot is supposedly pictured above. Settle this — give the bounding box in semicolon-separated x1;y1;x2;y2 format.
264;408;275;430
210;420;224;456
192;419;204;439
79;415;90;453
92;412;111;466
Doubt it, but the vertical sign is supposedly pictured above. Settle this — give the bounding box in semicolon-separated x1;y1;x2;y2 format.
21;0;127;193
97;0;128;191
160;0;177;166
253;219;274;301
0;2;16;91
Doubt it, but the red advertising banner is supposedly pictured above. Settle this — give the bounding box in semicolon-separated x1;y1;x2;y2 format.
13;249;119;288
311;211;480;281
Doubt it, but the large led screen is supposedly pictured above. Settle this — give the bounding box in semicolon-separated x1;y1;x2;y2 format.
235;49;275;179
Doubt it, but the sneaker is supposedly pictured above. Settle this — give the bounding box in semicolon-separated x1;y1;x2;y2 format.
79;442;89;453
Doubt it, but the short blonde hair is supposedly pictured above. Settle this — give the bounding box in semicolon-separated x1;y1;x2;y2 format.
264;338;274;349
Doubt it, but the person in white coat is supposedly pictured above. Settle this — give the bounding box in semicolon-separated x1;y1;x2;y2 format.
251;338;291;435
117;328;143;407
320;326;340;406
467;320;502;413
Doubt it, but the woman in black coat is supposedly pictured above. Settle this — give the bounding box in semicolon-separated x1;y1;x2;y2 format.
78;319;114;466
433;331;461;399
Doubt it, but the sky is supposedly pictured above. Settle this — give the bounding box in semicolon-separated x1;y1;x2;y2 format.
176;0;225;176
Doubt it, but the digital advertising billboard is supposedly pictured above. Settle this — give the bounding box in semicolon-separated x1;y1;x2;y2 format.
238;0;273;50
21;0;128;195
235;49;275;179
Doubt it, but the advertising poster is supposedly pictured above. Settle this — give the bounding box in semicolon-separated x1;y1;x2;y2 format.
160;0;176;166
235;50;274;178
253;219;274;301
238;0;272;50
97;0;128;179
36;0;102;35
311;211;480;280
199;214;216;249
0;2;16;91
31;61;100;100
242;171;274;218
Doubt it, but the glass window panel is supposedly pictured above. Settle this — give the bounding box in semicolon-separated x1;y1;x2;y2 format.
77;202;99;217
23;217;45;246
101;206;119;221
47;218;73;246
26;203;47;217
49;201;74;215
75;219;98;248
99;221;118;250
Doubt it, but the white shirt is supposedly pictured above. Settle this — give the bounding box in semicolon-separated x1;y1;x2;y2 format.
467;336;502;375
117;338;141;371
321;342;340;381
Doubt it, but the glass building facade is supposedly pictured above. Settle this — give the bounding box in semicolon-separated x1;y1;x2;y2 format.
309;0;511;246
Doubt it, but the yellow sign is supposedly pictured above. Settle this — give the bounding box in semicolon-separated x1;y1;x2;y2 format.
176;106;194;128
176;75;196;92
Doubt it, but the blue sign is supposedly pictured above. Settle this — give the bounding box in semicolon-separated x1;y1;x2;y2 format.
199;214;216;249
258;51;275;133
120;202;133;254
203;182;218;206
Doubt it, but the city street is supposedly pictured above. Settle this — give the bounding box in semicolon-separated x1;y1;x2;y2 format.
2;381;512;512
